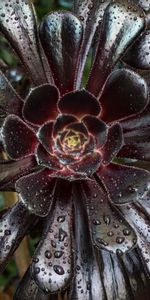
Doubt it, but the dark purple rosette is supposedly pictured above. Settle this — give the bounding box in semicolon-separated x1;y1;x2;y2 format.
0;0;149;299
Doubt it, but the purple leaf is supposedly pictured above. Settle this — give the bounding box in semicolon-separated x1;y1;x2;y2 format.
39;12;83;95
0;0;48;85
23;84;59;126
82;180;137;254
0;156;36;191
58;90;100;118
0;201;36;272
98;163;150;204
16;169;56;217
101;123;123;165
87;0;145;96
2;115;38;160
31;180;74;293
99;69;148;122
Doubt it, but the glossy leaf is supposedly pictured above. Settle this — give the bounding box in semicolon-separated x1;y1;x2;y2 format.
87;0;145;96
37;122;54;154
0;156;36;191
100;69;148;122
53;115;77;137
2;115;38;160
36;144;61;171
69;152;101;176
0;201;35;273
66;122;88;136
0;0;48;85
123;30;150;70
119;127;150;161
32;180;74;293
119;202;150;273
119;103;150;161
134;0;150;12
69;182;105;299
75;0;110;89
58;90;100;118
82;180;137;254
23;84;59;126
0;70;23;120
39;12;83;94
16;169;55;217
122;248;150;298
83;115;108;147
98;163;150;204
101;123;123;165
97;250;130;299
14;267;50;300
120;103;150;131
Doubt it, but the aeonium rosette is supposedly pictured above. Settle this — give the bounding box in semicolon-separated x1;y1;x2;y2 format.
0;0;150;298
2;86;122;181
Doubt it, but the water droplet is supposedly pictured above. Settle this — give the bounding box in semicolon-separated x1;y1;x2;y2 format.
107;231;114;237
123;228;131;236
57;216;65;223
92;219;101;225
53;265;65;275
54;251;63;258
116;237;125;244
35;267;40;274
103;214;111;225
59;228;68;242
96;238;108;246
45;250;52;259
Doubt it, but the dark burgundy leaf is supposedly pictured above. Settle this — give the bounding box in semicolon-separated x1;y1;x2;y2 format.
53;115;77;137
87;1;145;96
74;0;93;19
56;151;76;166
14;267;50;300
16;169;56;217
50;169;87;181
75;0;110;89
37;121;54;154
66;122;88;136
2;115;38;160
83;115;108;147
118;127;150;161
120;103;150;131
58;89;100;118
133;0;150;11
123;30;150;70
23;84;59;126
119;202;150;273
39;12;83;95
119;103;150;161
36;144;61;171
82;135;95;156
0;70;23;119
82;180;137;254
32;180;74;293
101;123;123;165
0;0;48;85
0;156;36;191
122;248;150;298
69;183;105;299
137;190;150;216
100;69;148;123
98;162;150;204
69;152;101;176
0;201;35;273
97;250;131;299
